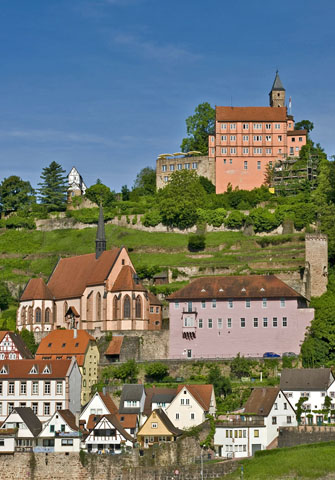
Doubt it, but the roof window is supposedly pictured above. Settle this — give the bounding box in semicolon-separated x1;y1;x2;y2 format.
0;366;8;374
29;365;38;374
43;365;51;374
48;343;52;347
75;343;79;347
62;343;66;348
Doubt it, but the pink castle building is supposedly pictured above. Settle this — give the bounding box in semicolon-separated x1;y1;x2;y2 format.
209;72;307;192
168;275;314;359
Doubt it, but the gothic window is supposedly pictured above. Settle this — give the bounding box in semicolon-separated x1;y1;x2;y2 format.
96;292;102;321
124;295;131;319
28;307;33;324
63;301;68;319
113;296;118;320
135;296;142;318
86;294;93;322
21;307;26;325
45;308;51;324
35;308;42;323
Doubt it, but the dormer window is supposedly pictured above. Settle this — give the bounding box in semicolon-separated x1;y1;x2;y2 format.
219;288;224;292
62;343;66;348
29;365;38;374
241;288;246;293
75;343;79;347
43;365;51;374
48;343;52;348
0;366;7;374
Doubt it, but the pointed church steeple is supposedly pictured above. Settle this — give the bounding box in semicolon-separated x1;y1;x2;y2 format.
96;204;106;259
269;70;286;107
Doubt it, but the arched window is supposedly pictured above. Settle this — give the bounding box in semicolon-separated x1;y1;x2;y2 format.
135;296;142;318
35;308;41;323
28;307;33;324
96;292;102;321
21;307;26;325
63;301;68;319
45;308;51;324
124;295;131;319
113;296;118;320
86;293;93;322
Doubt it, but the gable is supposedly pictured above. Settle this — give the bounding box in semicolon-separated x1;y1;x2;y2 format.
138;411;173;437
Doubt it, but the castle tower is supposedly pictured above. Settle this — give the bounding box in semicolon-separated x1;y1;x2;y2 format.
305;234;328;298
96;204;106;259
269;71;286;107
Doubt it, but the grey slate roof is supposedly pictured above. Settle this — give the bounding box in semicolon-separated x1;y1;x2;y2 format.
119;384;144;414
152;393;176;404
280;368;333;391
14;407;43;437
271;71;285;91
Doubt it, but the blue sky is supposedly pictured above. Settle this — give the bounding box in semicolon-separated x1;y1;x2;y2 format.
0;0;334;192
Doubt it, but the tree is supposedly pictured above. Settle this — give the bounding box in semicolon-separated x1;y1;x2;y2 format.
121;185;130;201
38;161;67;211
158;170;206;229
133;167;156;196
230;353;252;379
207;365;232;397
199;176;215;194
295;120;314;133
0;176;35;214
20;329;38;355
145;362;169;382
0;281;11;311
85;182;115;206
180;102;215;155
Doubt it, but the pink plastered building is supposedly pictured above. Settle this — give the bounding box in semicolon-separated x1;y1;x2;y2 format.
209;72;307;192
168;275;314;359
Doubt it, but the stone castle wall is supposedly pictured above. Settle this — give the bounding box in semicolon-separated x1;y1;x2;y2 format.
305;233;328;298
278;425;335;448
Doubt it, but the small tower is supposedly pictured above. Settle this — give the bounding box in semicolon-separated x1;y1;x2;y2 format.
305;233;328;298
96;204;106;259
269;71;286;107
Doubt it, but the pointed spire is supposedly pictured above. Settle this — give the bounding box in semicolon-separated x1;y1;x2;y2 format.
271;70;285;91
96;204;106;259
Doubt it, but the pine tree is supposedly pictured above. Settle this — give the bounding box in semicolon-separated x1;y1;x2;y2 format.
38;161;67;211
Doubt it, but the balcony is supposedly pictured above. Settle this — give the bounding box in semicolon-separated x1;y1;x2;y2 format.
182;326;196;340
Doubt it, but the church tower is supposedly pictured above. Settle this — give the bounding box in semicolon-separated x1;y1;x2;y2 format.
96;204;106;259
269;71;286;107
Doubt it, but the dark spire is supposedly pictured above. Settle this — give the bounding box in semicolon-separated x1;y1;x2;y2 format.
96;204;106;259
271;70;285;91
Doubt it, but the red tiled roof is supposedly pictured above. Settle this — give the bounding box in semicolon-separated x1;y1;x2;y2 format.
99;392;118;414
105;337;124;356
287;129;307;136
86;413;102;431
35;330;95;367
20;278;54;301
167;275;301;300
176;385;213;411
148;291;162;306
0;359;73;379
216;106;288;122
111;265;146;292
58;410;79;431
47;248;121;299
244;387;280;416
116;413;138;429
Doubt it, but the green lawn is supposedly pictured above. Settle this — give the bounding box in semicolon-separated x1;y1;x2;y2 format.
223;442;335;479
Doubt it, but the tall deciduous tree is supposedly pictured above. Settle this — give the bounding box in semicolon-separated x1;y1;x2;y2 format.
0;176;35;213
295;120;314;133
158;170;206;229
133;167;156;195
38;162;67;211
180;102;215;155
85;182;115;206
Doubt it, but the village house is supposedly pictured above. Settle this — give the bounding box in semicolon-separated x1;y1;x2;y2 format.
35;329;99;405
0;358;81;422
119;385;146;420
137;409;183;449
165;384;216;430
36;409;81;453
209;72;307;192
0;331;33;360
280;368;335;425
168;275;314;359
214;387;297;458
0;407;42;453
16;206;162;333
67;166;87;199
83;414;135;453
80;390;118;427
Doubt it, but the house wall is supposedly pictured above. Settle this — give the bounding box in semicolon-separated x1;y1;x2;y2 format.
68;362;82;417
0;334;26;360
81;343;99;405
214;425;267;458
0;437;15;453
264;391;297;446
80;392;110;426
2;411;35;439
169;298;314;359
156;156;215;190
165;388;206;429
17;299;54;333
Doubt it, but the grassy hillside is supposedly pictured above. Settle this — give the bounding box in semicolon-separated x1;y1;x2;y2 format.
0;225;305;291
223;442;335;479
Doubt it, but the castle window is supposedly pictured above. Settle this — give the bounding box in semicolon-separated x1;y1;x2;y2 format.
230;123;236;129
266;148;272;154
265;124;271;130
221;148;227;154
282;317;288;327
221;135;226;141
211;148;215;154
243;148;249;154
124;295;131;319
221;123;227;130
170;164;174;171
198;318;203;328
230;135;236;141
192;162;197;169
266;135;271;141
253;318;258;328
299;137;303;142
291;137;295;142
185;163;190;170
230;148;236;154
229;159;232;164
275;124;280;129
243;123;249;130
164;176;168;182
280;298;286;308
263;317;268;327
135;296;142;318
217;318;223;329
224;159;226;164
257;161;261;170
253;135;262;141
244;161;248;170
177;164;182;170
35;308;41;323
253;148;262;154
240;318;245;328
227;318;232;328
278;135;282;141
253;123;262;129
162;165;167;172
243;135;249;141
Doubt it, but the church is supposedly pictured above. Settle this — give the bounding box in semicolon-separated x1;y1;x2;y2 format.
16;206;162;333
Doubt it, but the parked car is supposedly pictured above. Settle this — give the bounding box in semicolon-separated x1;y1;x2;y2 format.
263;352;280;358
283;352;297;357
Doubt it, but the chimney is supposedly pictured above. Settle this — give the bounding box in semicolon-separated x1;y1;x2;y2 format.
73;328;77;339
102;386;106;395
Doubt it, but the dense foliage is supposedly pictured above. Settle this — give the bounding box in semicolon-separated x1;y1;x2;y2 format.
0;176;35;214
180;102;215;155
85;180;116;206
38;161;67;211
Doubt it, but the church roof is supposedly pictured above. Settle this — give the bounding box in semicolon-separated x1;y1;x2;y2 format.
271;71;285;91
47;248;122;299
111;265;146;292
20;278;54;301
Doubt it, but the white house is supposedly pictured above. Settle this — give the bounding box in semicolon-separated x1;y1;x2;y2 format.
0;331;33;360
83;414;135;453
36;409;81;453
0;359;81;422
80;390;117;428
0;407;42;453
165;385;216;430
214;387;297;458
280;368;335;425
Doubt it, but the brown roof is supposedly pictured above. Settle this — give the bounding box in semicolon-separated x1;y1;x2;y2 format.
176;385;213;411
243;387;279;416
287;129;307;136
58;410;79;431
148;291;163;306
216;106;288;122
139;409;182;437
20;278;54;301
143;387;177;416
0;359;73;379
111;265;146;292
99;392;118;414
47;248;121;299
280;368;333;391
105;337;124;356
167;275;301;301
86;414;102;431
0;332;33;359
35;330;95;367
103;414;136;443
116;413;138;429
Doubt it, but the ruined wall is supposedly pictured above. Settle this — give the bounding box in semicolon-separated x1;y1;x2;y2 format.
278;425;335;448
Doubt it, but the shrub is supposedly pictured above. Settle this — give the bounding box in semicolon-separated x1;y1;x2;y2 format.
188;234;206;252
5;216;35;229
132;215;138;225
145;362;169;381
248;208;280;233
224;210;245;229
141;210;162;227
